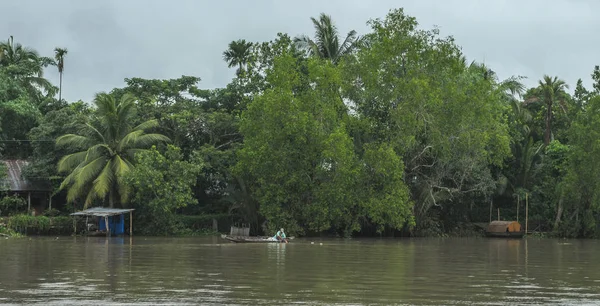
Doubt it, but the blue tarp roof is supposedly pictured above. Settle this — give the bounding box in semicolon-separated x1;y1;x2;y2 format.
71;207;134;217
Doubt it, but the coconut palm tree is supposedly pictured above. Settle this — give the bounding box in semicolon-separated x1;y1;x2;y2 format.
54;47;67;102
0;36;40;68
223;39;253;76
56;93;170;208
0;36;54;97
525;75;569;145
294;13;359;64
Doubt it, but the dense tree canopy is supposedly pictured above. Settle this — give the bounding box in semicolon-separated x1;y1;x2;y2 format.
1;9;599;237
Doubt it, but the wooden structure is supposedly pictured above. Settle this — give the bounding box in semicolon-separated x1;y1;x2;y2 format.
71;207;134;237
485;221;524;238
230;223;250;236
1;160;52;215
221;234;294;243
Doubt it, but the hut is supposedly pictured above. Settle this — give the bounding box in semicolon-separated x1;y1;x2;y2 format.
1;160;53;215
485;220;524;238
71;207;134;236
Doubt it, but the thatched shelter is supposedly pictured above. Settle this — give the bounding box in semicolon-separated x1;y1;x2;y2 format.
486;221;524;238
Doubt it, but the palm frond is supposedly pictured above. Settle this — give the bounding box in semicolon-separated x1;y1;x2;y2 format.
113;156;133;204
128;133;171;149
92;161;115;200
338;30;358;58
132;119;160;131
72;156;109;187
24;76;54;92
500;77;526;97
65;174;85;202
58;169;77;191
83;187;98;209
57;151;88;173
86;143;112;159
117;130;143;151
56;134;95;150
85;122;106;143
294;35;316;55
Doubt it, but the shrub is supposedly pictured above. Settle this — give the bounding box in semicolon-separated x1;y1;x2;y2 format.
6;215;77;235
0;195;26;216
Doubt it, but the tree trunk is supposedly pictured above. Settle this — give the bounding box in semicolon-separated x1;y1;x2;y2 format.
553;196;563;232
109;190;115;208
544;104;552;145
58;72;63;102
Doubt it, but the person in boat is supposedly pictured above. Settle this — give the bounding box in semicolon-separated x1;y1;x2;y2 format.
274;228;287;243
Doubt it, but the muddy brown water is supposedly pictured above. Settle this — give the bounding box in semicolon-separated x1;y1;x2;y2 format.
1;236;599;305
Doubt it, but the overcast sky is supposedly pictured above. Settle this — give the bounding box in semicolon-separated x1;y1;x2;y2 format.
1;0;598;102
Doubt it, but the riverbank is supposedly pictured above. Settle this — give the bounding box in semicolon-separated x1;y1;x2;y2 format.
1;215;556;239
0;214;227;237
0;222;23;238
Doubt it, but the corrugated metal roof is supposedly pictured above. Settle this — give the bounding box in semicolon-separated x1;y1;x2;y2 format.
71;207;135;217
1;160;52;192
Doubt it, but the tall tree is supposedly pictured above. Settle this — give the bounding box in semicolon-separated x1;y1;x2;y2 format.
56;93;170;208
223;39;253;76
0;36;41;68
525;75;570;145
54;47;67;102
294;13;359;64
0;35;54;97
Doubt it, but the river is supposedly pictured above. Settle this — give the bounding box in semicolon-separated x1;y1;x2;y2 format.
0;236;599;305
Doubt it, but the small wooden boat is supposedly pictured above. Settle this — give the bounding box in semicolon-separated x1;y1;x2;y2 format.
86;231;108;237
220;234;295;243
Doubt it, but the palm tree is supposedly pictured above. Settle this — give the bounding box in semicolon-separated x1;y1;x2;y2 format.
54;47;67;102
294;13;359;64
525;75;569;145
0;36;54;97
0;36;40;68
56;93;170;208
223;39;253;76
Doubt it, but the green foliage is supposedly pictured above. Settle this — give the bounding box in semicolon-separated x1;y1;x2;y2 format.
237;48;414;236
0;195;26;216
24;101;90;191
223;39;253;76
0;162;6;187
556;95;600;237
56;93;170;207
5;214;72;235
0;219;23;237
2;14;600;239
8;214;50;232
124;145;203;235
341;8;510;232
176;214;230;234
294;13;360;64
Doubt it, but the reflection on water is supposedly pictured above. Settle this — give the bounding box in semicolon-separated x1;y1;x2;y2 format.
1;236;600;305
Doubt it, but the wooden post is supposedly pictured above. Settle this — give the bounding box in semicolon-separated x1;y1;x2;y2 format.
27;192;31;212
489;199;493;223
525;193;529;234
105;216;110;237
497;208;500;221
129;211;133;236
517;195;520;222
49;194;52;210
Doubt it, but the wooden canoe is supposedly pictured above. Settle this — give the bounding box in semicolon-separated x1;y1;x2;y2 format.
485;231;525;238
220;234;295;243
